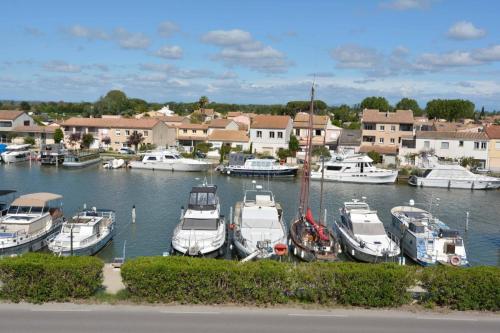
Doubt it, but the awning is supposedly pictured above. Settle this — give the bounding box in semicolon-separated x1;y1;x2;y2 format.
12;192;63;207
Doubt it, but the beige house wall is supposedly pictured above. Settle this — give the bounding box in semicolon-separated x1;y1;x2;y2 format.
362;123;413;147
488;139;500;172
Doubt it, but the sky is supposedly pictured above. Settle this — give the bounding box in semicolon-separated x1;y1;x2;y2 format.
1;0;500;109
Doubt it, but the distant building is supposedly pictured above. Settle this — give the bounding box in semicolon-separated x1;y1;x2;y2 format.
249;115;293;156
0;110;34;143
293;112;340;149
12;125;59;146
485;125;500;172
208;130;250;151
176;123;209;152
207;119;239;134
61;117;175;150
337;129;361;155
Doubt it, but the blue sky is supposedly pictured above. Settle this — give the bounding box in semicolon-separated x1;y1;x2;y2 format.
1;0;500;109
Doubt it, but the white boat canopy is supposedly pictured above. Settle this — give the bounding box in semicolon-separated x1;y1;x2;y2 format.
11;193;63;207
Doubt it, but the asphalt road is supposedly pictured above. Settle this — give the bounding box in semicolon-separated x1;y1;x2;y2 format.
0;303;498;333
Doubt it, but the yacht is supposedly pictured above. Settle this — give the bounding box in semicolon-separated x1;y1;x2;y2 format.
103;158;125;169
222;155;298;177
48;207;115;256
40;143;66;166
129;150;211;172
389;203;468;266
409;163;500;189
0;192;64;256
232;186;287;260
63;150;101;167
311;154;397;184
335;199;399;263
1;144;31;163
171;183;226;257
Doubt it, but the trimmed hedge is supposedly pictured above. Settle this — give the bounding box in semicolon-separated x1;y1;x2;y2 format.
0;253;103;303
421;266;500;311
121;256;415;307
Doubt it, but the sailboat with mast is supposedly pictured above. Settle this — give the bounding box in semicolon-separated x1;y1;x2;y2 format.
289;85;339;262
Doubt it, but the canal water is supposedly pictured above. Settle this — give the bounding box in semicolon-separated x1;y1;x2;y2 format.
1;163;499;266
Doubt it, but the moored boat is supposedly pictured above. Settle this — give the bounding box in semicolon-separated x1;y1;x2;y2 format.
335;199;399;263
221;154;298;177
0;192;64;256
232;185;287;260
103;158;125;169
0;144;31;163
40;143;66;166
48;207;115;256
63;150;101;168
129;149;211;172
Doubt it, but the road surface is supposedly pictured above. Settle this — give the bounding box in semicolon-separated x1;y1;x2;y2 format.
0;303;498;333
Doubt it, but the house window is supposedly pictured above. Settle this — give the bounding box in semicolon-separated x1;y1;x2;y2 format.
115;130;120;136
24;120;30;126
364;124;375;130
496;141;500;150
143;130;149;137
481;142;487;149
315;129;321;136
256;131;262;138
192;130;196;134
183;129;188;134
269;131;275;139
441;142;449;149
278;132;283;139
424;141;430;148
0;121;11;127
379;138;384;144
125;130;130;136
459;141;464;147
295;128;300;136
391;125;396;131
379;125;385;131
203;130;207;134
474;142;486;149
390;138;395;144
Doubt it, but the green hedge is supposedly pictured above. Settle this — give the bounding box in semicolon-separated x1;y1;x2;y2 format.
421;266;500;311
0;253;103;303
121;257;415;307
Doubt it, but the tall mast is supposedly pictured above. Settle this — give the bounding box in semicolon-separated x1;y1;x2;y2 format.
298;84;315;216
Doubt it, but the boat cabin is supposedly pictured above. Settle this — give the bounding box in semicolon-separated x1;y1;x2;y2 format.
188;185;218;211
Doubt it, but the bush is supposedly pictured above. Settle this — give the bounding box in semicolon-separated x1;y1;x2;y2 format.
0;253;103;303
421;266;500;311
121;257;415;307
367;151;382;164
23;136;36;145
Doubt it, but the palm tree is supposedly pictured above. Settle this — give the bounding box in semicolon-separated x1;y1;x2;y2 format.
127;131;144;152
198;96;209;113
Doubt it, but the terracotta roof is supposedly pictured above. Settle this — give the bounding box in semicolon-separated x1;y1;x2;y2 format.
61;117;161;129
208;119;234;128
208;130;249;142
227;111;243;118
416;131;488;140
236;122;248;131
485;125;500;139
433;121;482;132
359;145;398;155
13;125;57;133
177;123;209;130
251;115;291;129
362;109;414;124
293;112;329;129
0;110;24;120
157;115;188;123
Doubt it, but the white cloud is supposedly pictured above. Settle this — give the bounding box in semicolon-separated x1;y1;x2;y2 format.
331;44;382;69
113;28;150;49
66;25;109;40
158;21;180;37
414;51;480;70
474;45;500;62
201;29;291;73
380;0;433;10
43;60;81;73
153;45;183;59
447;21;486;40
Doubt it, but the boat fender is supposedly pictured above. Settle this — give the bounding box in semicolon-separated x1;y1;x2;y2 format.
359;240;366;248
274;243;287;256
229;223;236;230
450;256;461;266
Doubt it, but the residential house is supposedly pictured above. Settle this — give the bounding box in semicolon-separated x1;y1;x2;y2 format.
231;114;251;132
226;111;243;119
191;108;219;122
158;115;190;127
400;131;489;168
433;121;483;133
485;125;500;172
207;119;239;134
12;125;59;146
337;129;361;155
208;130;250;151
0;110;34;142
361;109;414;161
293;112;340;149
176;123;209;152
249;115;293;156
61;117;175;151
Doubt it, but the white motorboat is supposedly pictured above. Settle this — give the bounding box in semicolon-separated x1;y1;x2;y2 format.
171;183;226;257
129;150;211;172
0;144;31;163
232;186;288;260
311;154;397;184
409;163;500;189
103;158;125;169
48;207;115;256
0;192;64;256
335;199;399;263
389;203;468;266
63;150;101;168
221;154;298;177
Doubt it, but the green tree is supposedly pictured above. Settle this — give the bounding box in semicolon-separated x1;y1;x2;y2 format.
23;136;35;145
395;98;422;116
53;128;64;144
219;144;231;163
94;90;129;115
312;146;331;157
479;106;485;119
20;101;31;111
460;157;480;169
288;135;300;156
284;100;328;117
425;99;475;121
190;112;204;124
101;136;111;146
127;131;144;152
6;132;17;142
277;148;291;160
81;134;95;149
195;142;212;154
360;96;390;111
367;151;382;164
198;96;209;110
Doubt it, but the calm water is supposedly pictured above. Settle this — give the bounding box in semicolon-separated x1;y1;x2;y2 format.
1;162;499;266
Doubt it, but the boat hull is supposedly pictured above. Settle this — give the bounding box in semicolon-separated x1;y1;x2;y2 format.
289;219;338;262
1;153;31;163
49;230;114;256
409;176;500;189
222;167;298;177
129;161;211;172
311;171;397;184
63;158;101;168
171;243;225;258
0;224;62;256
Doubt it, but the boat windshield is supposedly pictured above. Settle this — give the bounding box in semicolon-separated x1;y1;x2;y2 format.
352;222;386;236
188;186;218;210
182;218;218;230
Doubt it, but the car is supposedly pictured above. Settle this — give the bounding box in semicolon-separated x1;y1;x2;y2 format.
118;147;135;155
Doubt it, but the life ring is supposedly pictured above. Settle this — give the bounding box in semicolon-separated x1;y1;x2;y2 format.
274;243;287;256
450;256;461;266
229;223;236;230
